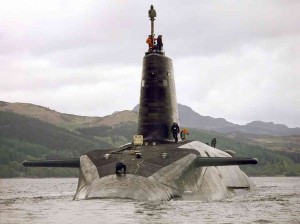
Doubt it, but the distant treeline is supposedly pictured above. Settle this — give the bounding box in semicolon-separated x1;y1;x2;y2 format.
189;129;300;176
0;111;299;177
0;112;113;177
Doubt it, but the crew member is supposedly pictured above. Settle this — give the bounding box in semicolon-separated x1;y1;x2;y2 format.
171;122;180;143
180;128;189;140
115;162;126;174
146;35;154;51
211;138;217;148
157;35;163;51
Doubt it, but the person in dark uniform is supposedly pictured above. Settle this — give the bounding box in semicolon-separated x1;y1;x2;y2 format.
211;138;217;148
115;162;126;174
171;122;180;143
157;35;163;51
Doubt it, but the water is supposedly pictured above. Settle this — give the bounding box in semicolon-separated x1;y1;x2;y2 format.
0;177;299;224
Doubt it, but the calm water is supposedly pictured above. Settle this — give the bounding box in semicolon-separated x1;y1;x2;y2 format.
0;177;299;224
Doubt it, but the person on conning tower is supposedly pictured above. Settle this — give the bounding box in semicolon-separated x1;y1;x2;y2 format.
157;35;163;51
146;35;154;51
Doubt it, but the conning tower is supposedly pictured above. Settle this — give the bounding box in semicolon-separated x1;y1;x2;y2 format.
137;5;179;141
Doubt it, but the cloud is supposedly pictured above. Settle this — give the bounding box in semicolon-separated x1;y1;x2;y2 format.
175;38;300;127
0;0;299;127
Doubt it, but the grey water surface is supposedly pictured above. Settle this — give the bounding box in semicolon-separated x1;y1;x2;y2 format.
0;177;299;224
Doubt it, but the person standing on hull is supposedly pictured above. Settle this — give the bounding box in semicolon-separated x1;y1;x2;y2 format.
115;162;126;175
180;128;189;140
171;122;180;143
211;138;217;148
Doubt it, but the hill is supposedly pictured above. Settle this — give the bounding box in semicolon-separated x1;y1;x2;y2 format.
0;111;114;177
3;101;300;136
1;101;299;177
135;104;300;136
0;101;138;130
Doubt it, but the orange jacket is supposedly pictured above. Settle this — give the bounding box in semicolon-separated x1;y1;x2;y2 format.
146;37;153;48
181;128;189;134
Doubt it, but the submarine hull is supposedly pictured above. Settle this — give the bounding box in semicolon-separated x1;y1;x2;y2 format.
22;5;257;201
74;141;254;201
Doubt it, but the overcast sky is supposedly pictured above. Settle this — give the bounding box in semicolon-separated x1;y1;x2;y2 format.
1;0;299;127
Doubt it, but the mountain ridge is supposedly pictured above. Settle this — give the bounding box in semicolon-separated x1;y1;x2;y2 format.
135;104;300;136
1;100;299;136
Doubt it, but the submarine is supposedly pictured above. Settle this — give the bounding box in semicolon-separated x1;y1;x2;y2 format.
23;5;257;201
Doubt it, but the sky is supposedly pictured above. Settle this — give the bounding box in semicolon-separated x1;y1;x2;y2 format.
0;0;299;127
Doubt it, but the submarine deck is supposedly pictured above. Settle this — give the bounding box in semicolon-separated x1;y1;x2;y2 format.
85;141;200;178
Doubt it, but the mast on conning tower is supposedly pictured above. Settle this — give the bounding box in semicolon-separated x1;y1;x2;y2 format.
146;5;164;55
148;5;156;39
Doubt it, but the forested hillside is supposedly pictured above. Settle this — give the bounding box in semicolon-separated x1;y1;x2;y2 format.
188;129;300;176
0;111;299;177
0;112;113;177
